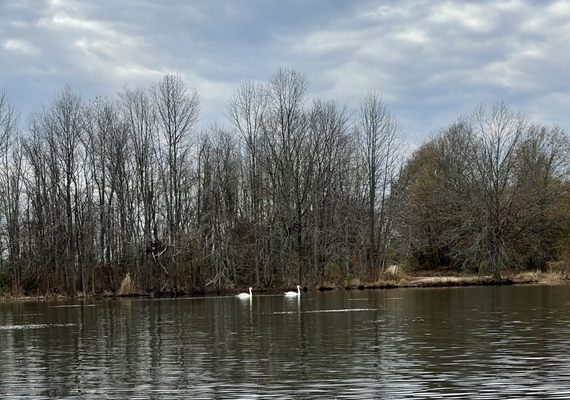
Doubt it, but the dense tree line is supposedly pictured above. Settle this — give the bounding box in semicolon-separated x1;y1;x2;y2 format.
395;103;570;278
0;70;568;295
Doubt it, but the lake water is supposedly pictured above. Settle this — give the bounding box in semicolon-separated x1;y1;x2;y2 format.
1;285;570;399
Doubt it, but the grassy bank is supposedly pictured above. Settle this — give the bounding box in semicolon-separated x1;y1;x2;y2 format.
316;266;570;291
2;269;569;302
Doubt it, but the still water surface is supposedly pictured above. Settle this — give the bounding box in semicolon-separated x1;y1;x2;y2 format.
2;285;570;399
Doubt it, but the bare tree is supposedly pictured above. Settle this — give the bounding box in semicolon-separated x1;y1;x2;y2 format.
399;103;569;279
264;68;311;283
120;85;159;281
307;99;352;279
39;86;86;292
2;71;570;297
84;97;134;282
0;92;23;291
466;103;528;278
228;79;268;285
357;91;401;277
153;74;199;246
509;124;570;268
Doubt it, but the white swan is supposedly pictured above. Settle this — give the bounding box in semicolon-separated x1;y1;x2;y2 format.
236;287;253;299
284;285;301;297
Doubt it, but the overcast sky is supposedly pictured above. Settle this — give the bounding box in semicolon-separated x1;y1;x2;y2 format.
1;0;569;142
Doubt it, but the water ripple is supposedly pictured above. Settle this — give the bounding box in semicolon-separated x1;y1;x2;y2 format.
1;286;570;398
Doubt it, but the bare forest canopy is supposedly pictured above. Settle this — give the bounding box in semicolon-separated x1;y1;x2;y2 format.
0;68;569;296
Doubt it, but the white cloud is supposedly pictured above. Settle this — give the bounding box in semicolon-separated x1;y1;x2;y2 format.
428;3;496;33
0;0;568;141
291;29;364;55
392;29;430;45
359;4;410;21
547;0;570;15
283;1;570;139
2;38;40;55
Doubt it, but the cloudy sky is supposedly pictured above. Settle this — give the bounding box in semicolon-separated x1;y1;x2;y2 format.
1;0;569;142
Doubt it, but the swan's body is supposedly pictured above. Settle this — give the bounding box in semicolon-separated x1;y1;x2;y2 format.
284;285;301;297
236;287;253;299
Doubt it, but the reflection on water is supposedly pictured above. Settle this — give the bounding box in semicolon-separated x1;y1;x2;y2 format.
0;323;76;331
2;286;570;398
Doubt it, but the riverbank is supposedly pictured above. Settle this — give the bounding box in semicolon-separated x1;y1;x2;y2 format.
1;270;568;301
318;270;569;291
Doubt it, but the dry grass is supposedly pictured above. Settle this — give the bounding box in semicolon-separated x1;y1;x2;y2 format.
512;271;568;285
0;293;67;302
384;264;404;280
347;277;363;287
546;261;569;275
118;272;135;296
404;275;496;287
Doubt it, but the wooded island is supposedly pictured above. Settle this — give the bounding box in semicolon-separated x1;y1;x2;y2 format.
0;68;568;297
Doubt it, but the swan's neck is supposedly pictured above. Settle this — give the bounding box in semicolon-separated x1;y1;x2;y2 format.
249;288;252;295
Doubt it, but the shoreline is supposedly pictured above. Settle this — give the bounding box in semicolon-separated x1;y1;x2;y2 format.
327;271;569;290
1;271;568;302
